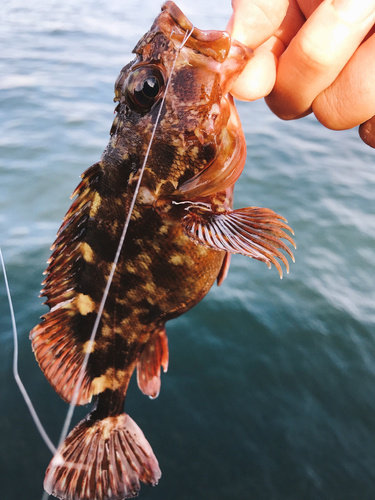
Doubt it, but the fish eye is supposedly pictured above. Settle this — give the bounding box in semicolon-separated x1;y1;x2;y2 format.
123;66;164;112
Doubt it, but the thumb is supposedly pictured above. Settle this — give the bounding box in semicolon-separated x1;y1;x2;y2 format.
226;0;289;100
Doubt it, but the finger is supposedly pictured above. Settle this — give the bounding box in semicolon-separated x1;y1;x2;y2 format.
312;31;375;129
266;0;375;120
359;116;375;148
297;0;324;18
228;0;302;101
230;38;282;101
277;0;307;47
227;0;289;50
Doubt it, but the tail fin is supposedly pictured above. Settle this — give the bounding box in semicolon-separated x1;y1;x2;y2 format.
44;413;161;500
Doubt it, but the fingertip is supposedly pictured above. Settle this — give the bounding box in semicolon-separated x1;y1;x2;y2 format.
230;49;277;101
312;31;375;132
311;89;345;130
265;89;313;121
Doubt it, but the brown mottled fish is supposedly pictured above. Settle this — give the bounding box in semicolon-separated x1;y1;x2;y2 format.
30;2;295;499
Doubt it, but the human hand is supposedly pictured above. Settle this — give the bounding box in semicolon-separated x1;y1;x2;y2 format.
227;0;375;148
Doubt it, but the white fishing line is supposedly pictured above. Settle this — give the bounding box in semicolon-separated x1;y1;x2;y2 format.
41;489;50;500
4;23;195;500
0;247;57;457
56;25;196;451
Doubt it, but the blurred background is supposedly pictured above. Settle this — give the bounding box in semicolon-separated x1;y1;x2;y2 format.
1;1;375;499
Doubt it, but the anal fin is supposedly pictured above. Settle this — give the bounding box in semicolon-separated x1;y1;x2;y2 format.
137;327;169;399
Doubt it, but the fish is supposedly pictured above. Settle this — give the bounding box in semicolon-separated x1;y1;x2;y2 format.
29;2;296;499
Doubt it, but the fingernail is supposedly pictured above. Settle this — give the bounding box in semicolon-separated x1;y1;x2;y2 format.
333;0;375;23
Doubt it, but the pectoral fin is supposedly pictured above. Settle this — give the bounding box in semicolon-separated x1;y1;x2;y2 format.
181;206;296;278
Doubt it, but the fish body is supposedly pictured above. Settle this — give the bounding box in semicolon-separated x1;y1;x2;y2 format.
30;2;295;499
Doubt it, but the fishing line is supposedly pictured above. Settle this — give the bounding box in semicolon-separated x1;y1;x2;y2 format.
4;24;195;500
0;248;57;456
55;25;195;452
41;489;50;500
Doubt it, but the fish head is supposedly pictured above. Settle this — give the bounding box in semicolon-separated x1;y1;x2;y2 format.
111;1;253;200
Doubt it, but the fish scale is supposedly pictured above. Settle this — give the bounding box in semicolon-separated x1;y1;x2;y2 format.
30;2;295;499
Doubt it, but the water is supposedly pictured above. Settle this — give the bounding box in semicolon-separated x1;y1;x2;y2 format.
1;1;375;499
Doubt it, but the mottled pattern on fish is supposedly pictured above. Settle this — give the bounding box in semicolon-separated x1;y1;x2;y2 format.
35;157;225;407
30;2;295;500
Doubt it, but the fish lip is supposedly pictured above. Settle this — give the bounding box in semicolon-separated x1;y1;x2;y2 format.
161;1;229;44
159;1;232;63
133;2;252;68
161;1;194;33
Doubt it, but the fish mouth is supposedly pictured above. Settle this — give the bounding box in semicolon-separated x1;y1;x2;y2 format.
133;1;251;67
134;2;252;84
161;1;232;63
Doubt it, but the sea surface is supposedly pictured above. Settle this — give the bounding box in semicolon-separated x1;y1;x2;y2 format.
1;1;375;499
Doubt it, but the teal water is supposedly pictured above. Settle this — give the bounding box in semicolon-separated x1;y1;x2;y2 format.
1;1;375;499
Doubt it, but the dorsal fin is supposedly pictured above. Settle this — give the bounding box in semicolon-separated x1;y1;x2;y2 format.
180;206;296;279
30;162;102;405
